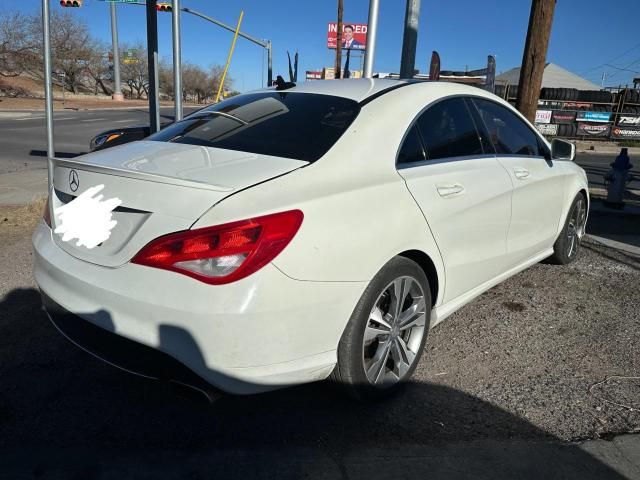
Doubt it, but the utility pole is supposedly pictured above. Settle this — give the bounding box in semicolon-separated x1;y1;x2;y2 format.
363;0;380;78
516;0;556;122
399;0;420;79
172;0;183;120
146;0;160;133
335;0;343;79
110;2;123;101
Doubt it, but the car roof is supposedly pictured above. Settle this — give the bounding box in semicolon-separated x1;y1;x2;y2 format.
250;78;406;103
251;78;498;104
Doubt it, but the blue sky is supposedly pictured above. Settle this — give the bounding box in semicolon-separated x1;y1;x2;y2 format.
5;0;640;92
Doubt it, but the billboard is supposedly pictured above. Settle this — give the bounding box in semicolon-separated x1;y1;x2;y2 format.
535;110;552;124
535;123;558;136
576;123;610;137
306;70;322;80
611;126;640;139
576;111;611;123
327;23;367;50
618;115;640;126
552;111;576;124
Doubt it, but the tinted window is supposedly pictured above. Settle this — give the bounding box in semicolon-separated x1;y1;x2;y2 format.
148;92;360;162
472;98;541;156
397;126;426;164
416;97;483;160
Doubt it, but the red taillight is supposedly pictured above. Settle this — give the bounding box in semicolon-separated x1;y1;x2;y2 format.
131;210;303;284
43;197;51;227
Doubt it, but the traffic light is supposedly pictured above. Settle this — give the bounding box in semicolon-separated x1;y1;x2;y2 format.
60;0;82;6
156;3;172;12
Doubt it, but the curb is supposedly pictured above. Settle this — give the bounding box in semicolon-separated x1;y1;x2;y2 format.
585;234;640;257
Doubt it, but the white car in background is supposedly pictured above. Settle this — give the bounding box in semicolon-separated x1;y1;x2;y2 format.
33;79;588;399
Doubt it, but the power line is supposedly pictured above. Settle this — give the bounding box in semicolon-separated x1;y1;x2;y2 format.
577;41;640;75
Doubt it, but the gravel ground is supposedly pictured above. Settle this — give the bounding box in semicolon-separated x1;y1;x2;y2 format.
0;207;639;474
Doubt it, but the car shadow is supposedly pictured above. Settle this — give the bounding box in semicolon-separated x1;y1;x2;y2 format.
0;288;630;479
586;200;640;251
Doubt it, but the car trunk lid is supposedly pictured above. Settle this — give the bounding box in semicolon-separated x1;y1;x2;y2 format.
50;141;306;267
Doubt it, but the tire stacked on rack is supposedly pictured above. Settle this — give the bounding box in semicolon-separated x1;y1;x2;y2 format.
621;88;640;104
557;124;577;137
621;105;640;114
577;90;613;103
540;87;579;101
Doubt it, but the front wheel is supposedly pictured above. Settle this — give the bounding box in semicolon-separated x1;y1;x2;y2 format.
548;193;587;265
331;257;431;400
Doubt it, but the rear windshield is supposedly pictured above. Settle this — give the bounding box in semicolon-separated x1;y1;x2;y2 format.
148;92;360;162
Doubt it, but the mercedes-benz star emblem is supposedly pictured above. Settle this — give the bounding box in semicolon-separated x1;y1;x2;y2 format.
69;169;79;192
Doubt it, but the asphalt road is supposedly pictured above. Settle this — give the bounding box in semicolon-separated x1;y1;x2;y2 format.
0;107;198;175
0;108;638;191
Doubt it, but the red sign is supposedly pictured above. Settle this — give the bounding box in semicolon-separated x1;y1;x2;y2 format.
327;23;367;50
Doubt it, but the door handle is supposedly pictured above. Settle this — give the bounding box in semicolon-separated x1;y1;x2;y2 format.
513;167;530;179
436;183;465;197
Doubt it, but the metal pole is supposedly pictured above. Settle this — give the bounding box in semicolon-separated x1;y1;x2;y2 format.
110;2;123;101
181;7;266;47
267;40;273;86
172;0;183;120
42;0;54;189
363;0;380;78
335;0;343;79
399;0;420;79
146;0;160;133
216;11;244;103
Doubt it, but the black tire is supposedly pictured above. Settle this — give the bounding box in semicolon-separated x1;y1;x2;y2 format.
547;193;588;265
634;90;640;104
331;257;431;400
558;124;566;137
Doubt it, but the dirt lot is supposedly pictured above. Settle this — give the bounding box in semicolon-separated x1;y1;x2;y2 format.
0;204;639;476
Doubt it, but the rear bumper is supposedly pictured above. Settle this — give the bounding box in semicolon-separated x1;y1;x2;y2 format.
33;222;366;394
43;293;218;398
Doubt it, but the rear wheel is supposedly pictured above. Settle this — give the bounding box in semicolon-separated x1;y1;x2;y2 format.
331;257;431;400
547;194;587;265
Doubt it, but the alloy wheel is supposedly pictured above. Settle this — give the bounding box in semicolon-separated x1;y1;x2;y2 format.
362;276;427;387
566;197;586;258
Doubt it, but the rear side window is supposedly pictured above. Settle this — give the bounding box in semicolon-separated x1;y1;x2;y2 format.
148;92;360;162
416;97;483;160
397;126;426;164
472;98;541;156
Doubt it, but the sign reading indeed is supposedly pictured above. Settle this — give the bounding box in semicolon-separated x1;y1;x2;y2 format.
576;111;611;123
327;23;367;50
535;110;552;124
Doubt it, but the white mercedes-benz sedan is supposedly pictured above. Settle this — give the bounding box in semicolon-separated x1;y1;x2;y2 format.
33;79;589;399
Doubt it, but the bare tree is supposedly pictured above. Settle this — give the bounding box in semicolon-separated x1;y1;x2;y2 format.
0;11;38;78
85;41;112;96
210;64;232;100
120;43;148;99
158;58;174;99
40;12;98;93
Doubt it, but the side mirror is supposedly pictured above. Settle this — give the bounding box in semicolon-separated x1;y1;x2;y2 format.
551;138;575;162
